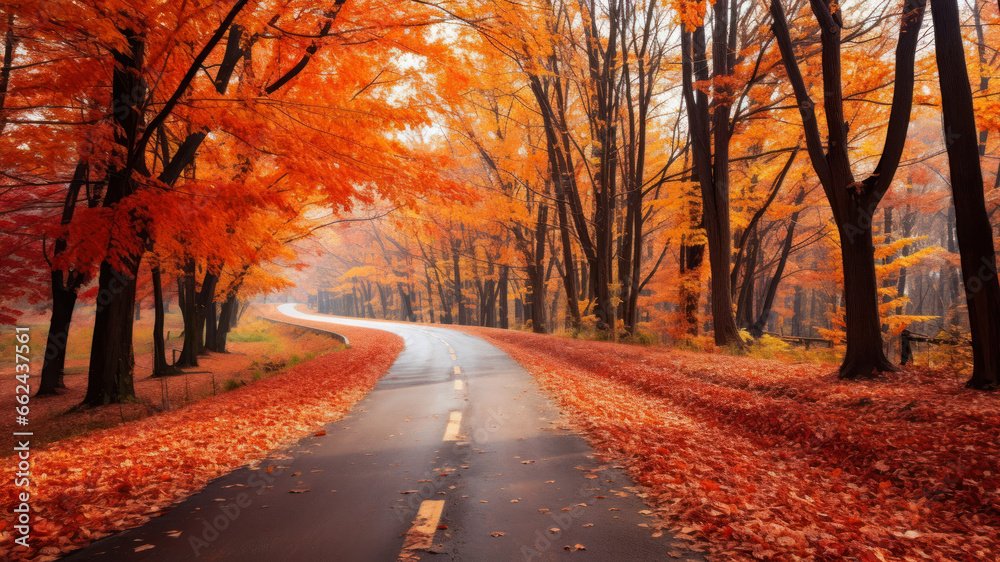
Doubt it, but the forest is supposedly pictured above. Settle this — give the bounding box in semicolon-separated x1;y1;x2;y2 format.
1;2;999;399
3;1;1000;560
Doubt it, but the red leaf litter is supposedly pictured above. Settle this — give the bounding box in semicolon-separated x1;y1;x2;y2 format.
459;326;1000;561
1;321;402;561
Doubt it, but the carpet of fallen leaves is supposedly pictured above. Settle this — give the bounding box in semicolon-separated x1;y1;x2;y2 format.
459;327;1000;561
0;320;402;561
0;322;337;452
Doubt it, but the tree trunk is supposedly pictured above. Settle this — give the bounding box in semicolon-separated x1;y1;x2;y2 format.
214;294;236;353
38;161;90;396
83;28;145;406
839;226;896;378
197;271;218;354
424;265;436;323
451;244;466;325
499;265;509;329
930;0;1000;389
177;260;199;367
37;275;77;395
151;266;172;377
680;9;742;347
398;283;416;322
84;259;140;405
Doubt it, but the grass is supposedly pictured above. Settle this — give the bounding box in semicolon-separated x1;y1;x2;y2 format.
0;306;346;452
223;378;246;391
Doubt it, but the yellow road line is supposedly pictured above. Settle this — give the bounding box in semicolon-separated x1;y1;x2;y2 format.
453;366;461;375
450;353;457;361
442;411;462;441
454;380;464;391
401;500;445;552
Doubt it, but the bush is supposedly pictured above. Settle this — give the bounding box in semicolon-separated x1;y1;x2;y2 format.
623;330;659;346
676;335;714;353
224;378;246;391
748;334;791;360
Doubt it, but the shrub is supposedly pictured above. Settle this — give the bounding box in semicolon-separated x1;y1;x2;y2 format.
224;378;246;391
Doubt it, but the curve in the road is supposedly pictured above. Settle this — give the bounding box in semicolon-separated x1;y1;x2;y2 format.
65;304;701;561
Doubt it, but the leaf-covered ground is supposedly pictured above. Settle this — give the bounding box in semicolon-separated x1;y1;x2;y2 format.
459;327;999;561
1;320;402;561
0;321;338;452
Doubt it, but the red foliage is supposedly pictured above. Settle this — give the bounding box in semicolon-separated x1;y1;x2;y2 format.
461;327;1000;560
0;324;402;561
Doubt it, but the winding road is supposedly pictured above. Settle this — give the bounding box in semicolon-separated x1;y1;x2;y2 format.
64;305;698;561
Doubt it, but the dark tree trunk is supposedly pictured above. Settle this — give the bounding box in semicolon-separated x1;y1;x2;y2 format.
37;276;77;395
499;265;509;329
151;266;172;377
38;161;89;396
839;226;896;377
196;272;218;354
214;294;236;353
424;266;436;323
84;259;140;405
83;28;145;406
735;226;759;330
554;192;582;329
451;243;466;325
398;283;416;322
680;4;743;347
529;203;549;333
930;0;1000;389
177;260;198;367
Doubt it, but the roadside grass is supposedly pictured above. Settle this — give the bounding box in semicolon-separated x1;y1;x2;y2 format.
0;309;343;451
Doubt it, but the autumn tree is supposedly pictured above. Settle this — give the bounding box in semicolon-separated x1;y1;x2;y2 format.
928;0;1000;388
769;0;928;379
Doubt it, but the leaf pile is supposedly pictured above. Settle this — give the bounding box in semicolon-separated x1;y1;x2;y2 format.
462;327;1000;560
0;322;402;561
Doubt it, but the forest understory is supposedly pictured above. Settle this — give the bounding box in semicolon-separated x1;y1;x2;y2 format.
460;326;1000;561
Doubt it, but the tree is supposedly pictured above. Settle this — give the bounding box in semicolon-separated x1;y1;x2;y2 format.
928;0;1000;388
769;0;927;379
678;0;743;347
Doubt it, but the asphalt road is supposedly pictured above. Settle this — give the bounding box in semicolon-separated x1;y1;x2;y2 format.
64;305;700;561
